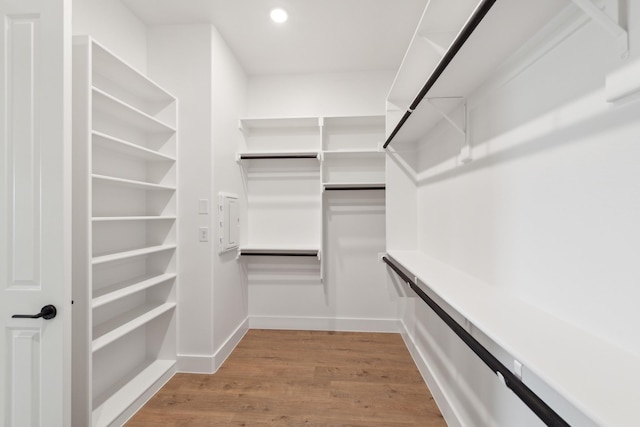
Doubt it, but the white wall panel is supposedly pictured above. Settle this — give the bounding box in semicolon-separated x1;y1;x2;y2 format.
6;17;41;288
8;329;41;427
73;0;147;72
247;71;394;118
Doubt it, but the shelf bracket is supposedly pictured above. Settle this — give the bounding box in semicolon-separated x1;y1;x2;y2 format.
571;0;628;58
426;97;472;164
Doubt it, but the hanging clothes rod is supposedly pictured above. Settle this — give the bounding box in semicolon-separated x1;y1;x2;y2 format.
239;248;319;257
239;153;318;160
382;256;570;427
383;0;497;149
324;185;386;191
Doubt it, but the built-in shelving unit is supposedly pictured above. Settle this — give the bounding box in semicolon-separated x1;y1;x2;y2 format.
384;1;634;426
72;36;178;427
384;251;638;427
237;115;386;281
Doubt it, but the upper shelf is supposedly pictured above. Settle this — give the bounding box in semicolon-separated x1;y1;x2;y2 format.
89;38;175;106
386;250;639;427
385;0;570;147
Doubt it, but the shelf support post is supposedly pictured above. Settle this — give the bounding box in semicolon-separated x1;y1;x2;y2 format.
426;97;472;164
571;0;628;58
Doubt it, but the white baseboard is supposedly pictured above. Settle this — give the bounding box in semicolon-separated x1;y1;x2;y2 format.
177;317;249;374
248;315;402;333
400;319;465;427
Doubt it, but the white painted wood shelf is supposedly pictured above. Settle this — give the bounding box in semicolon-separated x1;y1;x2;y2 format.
92;244;176;265
93;131;176;162
92;216;177;222
92;174;176;191
91;359;175;427
92;87;175;133
92;273;177;309
386;0;569;146
386;250;638;427
92;302;176;353
72;35;178;427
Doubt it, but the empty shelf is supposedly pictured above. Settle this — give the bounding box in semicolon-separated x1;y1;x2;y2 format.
92;244;176;265
92;174;176;191
92;273;177;309
92;359;175;427
92;302;176;353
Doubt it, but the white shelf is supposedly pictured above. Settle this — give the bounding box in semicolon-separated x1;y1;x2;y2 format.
386;250;639;427
91;40;175;105
93;131;175;162
92;244;176;265
92;359;175;427
92;216;176;222
92;87;176;134
92;273;177;309
92;174;176;191
387;0;482;109
387;0;568;146
92;302;176;353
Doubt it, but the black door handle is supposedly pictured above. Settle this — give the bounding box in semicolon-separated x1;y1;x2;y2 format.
12;304;57;320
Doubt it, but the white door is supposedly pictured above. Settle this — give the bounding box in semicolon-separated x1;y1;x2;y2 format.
0;0;71;426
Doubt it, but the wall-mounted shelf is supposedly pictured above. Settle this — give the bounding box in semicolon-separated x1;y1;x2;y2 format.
92;216;176;222
384;0;569;148
385;250;638;427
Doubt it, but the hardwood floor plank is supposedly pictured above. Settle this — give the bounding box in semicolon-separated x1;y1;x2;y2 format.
126;330;446;427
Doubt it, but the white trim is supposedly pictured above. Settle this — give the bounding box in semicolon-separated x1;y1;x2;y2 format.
249;315;401;333
177;318;249;374
400;318;465;427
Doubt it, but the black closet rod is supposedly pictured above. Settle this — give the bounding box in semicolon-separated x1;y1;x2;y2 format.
324;186;385;191
382;256;570;427
383;0;498;149
240;154;318;160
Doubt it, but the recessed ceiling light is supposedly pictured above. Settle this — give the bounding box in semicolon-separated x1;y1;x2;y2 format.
270;8;288;24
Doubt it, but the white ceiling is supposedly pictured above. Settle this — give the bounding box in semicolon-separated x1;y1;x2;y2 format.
122;0;428;76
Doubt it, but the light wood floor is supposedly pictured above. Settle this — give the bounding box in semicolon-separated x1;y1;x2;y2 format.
126;330;446;426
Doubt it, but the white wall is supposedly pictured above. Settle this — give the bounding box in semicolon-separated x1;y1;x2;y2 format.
210;24;249;363
393;3;640;426
245;70;399;331
72;0;147;72
146;23;249;373
247;70;394;117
